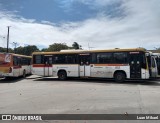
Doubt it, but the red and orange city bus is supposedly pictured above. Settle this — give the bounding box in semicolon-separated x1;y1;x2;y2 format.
0;52;31;78
32;48;153;82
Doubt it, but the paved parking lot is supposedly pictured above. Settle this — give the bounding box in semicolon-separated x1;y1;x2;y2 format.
0;75;160;123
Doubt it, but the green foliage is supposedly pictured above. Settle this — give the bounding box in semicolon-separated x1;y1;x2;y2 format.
72;42;82;49
0;47;14;53
41;48;48;52
15;45;39;55
0;42;83;55
47;43;69;52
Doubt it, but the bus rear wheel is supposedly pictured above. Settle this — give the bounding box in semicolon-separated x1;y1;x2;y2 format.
114;72;126;82
58;71;67;80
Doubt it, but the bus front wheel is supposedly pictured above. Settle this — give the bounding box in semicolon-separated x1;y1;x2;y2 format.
58;71;67;80
114;72;126;82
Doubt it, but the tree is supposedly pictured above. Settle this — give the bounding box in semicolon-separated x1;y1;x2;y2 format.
72;42;82;49
16;45;39;55
153;47;160;53
0;47;14;53
41;48;48;52
15;46;24;54
47;43;69;51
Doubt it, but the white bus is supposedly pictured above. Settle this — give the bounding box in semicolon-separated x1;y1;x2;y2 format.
32;48;155;82
0;53;32;78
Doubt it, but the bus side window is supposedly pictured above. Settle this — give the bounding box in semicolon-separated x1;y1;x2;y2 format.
44;57;48;64
13;56;18;66
91;53;96;63
22;58;28;65
97;53;112;64
28;58;31;65
66;54;77;64
48;57;52;65
34;55;42;64
53;55;66;64
113;52;127;64
18;57;22;66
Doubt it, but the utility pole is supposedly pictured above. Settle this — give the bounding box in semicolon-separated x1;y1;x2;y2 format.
88;43;94;50
7;26;11;53
13;42;17;53
88;43;90;50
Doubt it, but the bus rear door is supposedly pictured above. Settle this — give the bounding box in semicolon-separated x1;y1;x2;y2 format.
79;54;90;77
44;55;53;76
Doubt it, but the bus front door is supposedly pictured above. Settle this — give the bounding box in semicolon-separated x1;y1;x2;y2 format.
79;54;90;77
44;56;53;77
130;54;141;78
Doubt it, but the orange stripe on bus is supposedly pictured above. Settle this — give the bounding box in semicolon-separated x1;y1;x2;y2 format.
33;64;45;67
13;66;22;69
32;64;128;67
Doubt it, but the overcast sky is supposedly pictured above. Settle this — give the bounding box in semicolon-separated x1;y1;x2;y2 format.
0;0;160;50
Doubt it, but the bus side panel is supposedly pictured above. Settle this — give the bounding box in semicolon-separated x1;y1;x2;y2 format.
13;66;20;77
20;66;23;76
90;65;130;79
21;65;31;75
91;65;111;78
27;65;31;74
32;65;45;76
53;64;79;77
0;67;11;77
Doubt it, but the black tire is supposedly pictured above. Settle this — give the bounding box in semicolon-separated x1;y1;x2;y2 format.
114;72;126;82
58;71;67;80
5;77;11;80
23;70;26;78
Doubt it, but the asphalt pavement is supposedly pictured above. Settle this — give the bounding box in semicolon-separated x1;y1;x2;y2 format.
0;75;160;123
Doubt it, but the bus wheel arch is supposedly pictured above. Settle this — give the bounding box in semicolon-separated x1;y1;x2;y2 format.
114;70;126;82
57;70;67;80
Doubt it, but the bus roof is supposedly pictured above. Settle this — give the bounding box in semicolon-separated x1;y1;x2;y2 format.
32;48;146;55
0;52;32;58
